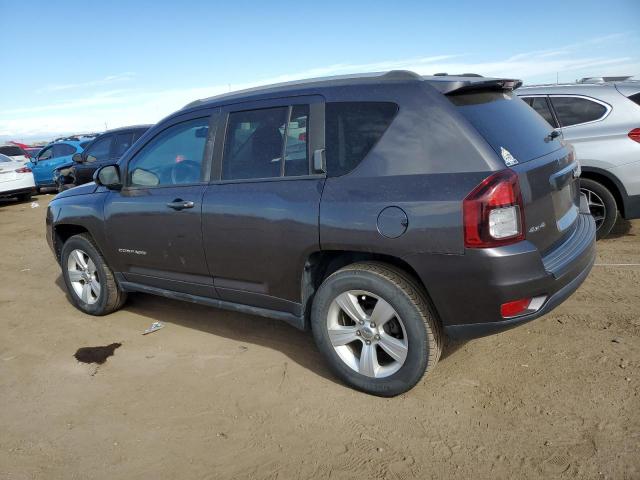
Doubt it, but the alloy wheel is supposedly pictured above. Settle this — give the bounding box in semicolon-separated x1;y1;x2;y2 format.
67;249;101;305
326;290;408;378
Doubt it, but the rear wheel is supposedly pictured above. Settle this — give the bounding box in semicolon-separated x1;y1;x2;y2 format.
311;262;442;396
16;192;32;201
580;178;617;240
60;234;127;315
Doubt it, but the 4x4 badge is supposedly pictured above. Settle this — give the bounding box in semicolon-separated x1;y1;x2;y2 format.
500;147;518;167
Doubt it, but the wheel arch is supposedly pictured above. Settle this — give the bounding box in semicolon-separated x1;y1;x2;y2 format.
580;167;628;218
52;223;90;262
300;250;437;329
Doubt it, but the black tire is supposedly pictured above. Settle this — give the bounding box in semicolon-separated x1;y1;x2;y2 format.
16;192;32;201
580;178;617;240
311;262;442;396
60;233;127;315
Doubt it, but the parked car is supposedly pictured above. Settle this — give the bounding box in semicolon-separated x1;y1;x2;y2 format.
0;153;35;201
25;147;43;158
518;79;640;238
28;139;92;190
54;125;151;191
0;144;30;163
47;71;595;396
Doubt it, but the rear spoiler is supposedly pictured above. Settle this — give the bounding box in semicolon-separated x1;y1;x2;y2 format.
424;77;523;95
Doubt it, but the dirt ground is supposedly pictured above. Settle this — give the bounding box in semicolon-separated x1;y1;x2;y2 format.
1;194;638;480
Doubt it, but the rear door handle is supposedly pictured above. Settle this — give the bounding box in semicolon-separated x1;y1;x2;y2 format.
166;199;195;210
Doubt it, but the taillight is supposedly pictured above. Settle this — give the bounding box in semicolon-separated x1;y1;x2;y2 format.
15;166;32;173
463;169;525;248
629;128;640;143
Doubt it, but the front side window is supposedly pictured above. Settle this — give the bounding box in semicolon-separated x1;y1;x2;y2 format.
38;146;54;160
550;96;608;127
113;132;135;158
127;117;209;187
325;102;398;177
85;136;112;163
53;143;77;157
222;107;288;180
530;97;558;127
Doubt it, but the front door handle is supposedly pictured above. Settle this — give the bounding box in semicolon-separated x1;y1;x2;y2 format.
166;199;195;210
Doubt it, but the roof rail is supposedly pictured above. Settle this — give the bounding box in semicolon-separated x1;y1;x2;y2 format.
578;76;634;83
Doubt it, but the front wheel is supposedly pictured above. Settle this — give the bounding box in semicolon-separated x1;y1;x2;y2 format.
60;234;127;315
311;262;442;396
580;178;617;240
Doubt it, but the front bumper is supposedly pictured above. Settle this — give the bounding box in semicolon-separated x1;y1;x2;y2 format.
407;212;596;340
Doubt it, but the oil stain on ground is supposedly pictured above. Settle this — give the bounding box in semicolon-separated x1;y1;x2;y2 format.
74;343;122;365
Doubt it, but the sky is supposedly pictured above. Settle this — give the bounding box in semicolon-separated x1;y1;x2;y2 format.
1;0;639;142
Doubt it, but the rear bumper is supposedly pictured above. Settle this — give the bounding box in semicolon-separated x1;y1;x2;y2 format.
407;212;596;340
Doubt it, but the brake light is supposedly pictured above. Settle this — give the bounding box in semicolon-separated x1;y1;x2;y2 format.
629;128;640;143
15;166;32;173
298;132;307;141
463;169;525;248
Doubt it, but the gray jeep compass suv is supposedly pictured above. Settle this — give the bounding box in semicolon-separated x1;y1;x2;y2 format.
46;71;596;396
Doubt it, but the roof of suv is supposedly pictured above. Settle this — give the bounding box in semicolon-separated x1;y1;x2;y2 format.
100;124;152;134
183;70;522;110
518;80;640;97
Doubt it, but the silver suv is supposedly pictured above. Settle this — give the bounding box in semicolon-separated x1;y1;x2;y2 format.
518;78;640;238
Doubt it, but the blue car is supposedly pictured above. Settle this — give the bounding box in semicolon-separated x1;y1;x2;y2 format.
28;139;93;190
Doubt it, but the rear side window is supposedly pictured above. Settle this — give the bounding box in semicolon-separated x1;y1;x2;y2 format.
531;97;558;128
0;146;25;156
222;107;288;180
450;91;560;163
325;102;398;176
628;92;640;106
549;96;608;127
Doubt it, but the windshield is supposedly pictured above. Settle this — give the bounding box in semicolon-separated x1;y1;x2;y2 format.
0;146;25;156
449;91;561;163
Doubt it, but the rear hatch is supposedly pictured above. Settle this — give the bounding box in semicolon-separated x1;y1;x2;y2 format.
447;85;581;253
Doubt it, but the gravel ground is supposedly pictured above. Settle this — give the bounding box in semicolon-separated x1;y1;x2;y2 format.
1;194;638;480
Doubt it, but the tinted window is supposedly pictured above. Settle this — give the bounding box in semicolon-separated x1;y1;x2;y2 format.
0;146;25;156
530;97;558;127
450;91;560;163
132;129;147;142
627;92;640;106
38;146;54;160
0;153;12;162
284;105;309;176
222;107;287;180
79;141;91;149
85;136;112;163
128;117;209;187
520;97;533;106
325;102;398;177
53;143;77;157
113;132;135;158
550;96;607;127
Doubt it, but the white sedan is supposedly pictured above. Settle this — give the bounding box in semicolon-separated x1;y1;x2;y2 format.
0;144;30;163
0;153;36;201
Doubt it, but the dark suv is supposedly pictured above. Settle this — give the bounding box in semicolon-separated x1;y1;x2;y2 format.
54;125;150;191
46;71;595;396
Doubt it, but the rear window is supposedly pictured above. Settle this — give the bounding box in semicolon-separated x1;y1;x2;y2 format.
0;153;12;162
549;96;608;127
0;146;25;156
449;91;559;163
325;102;398;176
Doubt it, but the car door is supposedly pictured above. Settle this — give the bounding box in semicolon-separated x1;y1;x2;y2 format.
31;145;54;184
202;97;325;315
75;135;113;185
103;110;217;297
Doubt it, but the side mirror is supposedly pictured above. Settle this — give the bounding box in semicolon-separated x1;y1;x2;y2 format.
72;153;84;163
94;164;122;190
